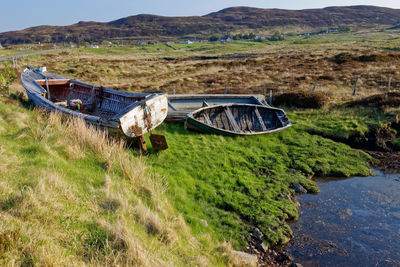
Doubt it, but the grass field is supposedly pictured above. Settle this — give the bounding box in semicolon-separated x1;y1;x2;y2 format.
1;31;399;265
0;95;235;266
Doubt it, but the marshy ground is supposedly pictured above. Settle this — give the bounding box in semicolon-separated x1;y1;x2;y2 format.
0;29;400;266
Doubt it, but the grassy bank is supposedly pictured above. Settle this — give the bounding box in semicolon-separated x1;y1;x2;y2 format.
147;109;374;248
0;92;236;266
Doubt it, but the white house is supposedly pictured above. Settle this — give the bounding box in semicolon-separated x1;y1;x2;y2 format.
136;40;147;45
179;40;193;44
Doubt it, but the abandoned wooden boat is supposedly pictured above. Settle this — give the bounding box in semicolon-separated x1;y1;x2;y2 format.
21;66;168;138
185;104;291;136
167;94;268;122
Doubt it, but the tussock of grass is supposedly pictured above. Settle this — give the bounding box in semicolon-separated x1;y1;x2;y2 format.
0;98;228;266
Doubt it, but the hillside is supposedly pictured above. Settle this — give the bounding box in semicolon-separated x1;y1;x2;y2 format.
1;5;400;45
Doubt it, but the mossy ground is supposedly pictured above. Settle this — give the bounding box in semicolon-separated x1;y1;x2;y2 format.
146;108;375;248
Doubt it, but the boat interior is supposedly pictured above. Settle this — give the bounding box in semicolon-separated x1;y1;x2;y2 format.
35;79;146;119
193;105;288;133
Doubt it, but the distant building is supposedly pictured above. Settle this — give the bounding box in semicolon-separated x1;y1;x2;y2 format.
136;40;147;45
89;45;99;49
220;37;234;43
179;40;193;44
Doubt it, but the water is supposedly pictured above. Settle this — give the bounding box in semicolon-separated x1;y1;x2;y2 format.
285;171;400;267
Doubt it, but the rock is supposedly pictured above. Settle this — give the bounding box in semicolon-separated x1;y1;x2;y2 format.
251;227;263;240
276;252;293;263
199;219;208;227
290;263;303;267
292;183;307;194
256;242;268;253
231;250;258;266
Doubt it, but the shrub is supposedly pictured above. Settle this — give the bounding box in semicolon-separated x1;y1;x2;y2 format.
273;91;329;108
0;64;17;94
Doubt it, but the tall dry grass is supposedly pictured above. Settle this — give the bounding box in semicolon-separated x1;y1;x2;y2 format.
0;107;227;266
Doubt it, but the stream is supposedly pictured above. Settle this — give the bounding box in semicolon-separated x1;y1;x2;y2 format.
285;170;400;267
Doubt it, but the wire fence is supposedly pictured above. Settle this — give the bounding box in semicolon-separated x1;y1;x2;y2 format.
161;75;400;96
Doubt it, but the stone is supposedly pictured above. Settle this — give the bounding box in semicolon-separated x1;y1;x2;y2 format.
290;263;303;267
231;250;258;266
251;227;263;240
292;183;307;194
199;219;208;227
256;242;268;253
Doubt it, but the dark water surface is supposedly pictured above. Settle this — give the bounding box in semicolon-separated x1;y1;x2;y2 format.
285;171;400;267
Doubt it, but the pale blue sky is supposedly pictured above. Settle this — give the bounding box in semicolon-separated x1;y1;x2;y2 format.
1;0;400;32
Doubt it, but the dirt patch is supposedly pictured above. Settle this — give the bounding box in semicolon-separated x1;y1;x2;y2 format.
273;92;329;108
309;123;397;152
330;52;400;64
367;151;400;171
347;92;400;111
330;52;353;64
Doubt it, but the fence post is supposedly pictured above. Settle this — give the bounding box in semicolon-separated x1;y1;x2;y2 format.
387;77;392;93
173;88;176;95
311;81;318;94
352;76;359;96
224;87;227;94
269;90;273;106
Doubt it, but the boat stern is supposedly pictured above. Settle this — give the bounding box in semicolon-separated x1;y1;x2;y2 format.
119;94;168;137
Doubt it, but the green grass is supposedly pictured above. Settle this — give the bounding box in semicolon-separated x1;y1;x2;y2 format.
0;96;229;266
147;110;374;248
79;41;268;58
0;49;34;58
289;107;391;139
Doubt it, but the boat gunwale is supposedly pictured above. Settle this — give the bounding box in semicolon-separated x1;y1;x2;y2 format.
186;103;291;136
21;69;155;122
21;69;168;135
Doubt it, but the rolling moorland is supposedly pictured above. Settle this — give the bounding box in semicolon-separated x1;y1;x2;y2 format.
2;5;400;44
1;24;400;266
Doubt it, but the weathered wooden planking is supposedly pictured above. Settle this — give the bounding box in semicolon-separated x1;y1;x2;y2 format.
167;94;268;122
185;104;291;136
21;67;168;137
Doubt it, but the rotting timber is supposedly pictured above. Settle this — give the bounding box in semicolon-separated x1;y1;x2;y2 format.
185;104;291;136
167;94;267;122
21;67;168;150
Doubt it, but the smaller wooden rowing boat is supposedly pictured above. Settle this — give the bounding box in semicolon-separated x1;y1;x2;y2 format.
185;104;291;136
167;94;268;122
21;66;168;138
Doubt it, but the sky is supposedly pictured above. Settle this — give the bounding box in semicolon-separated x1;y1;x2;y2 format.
1;0;400;32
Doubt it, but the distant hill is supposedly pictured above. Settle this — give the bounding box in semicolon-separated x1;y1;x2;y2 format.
1;5;400;45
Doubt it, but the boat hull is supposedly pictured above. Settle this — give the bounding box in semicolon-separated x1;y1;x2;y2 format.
21;67;167;138
185;104;291;136
167;94;267;122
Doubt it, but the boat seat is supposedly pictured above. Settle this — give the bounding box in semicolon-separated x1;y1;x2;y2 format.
54;101;68;107
67;99;84;111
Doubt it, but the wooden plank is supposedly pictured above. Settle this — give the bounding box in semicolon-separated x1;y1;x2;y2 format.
203;113;212;125
353;76;359;96
36;79;70;86
45;78;51;100
224;107;241;132
254;107;267;131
